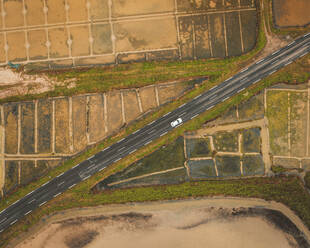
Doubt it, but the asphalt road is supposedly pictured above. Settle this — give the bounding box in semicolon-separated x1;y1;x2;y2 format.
0;33;310;234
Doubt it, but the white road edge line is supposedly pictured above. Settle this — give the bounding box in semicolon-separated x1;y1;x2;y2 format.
285;61;292;66
191;114;199;120
0;218;6;223
132;129;140;134
209;85;217;91
194;94;202;100
160;131;168;137
114;158;121;163
117;138;125;143
144;141;152;146
102;147;109;152
39;201;47;207
179;103;186;108
241;68;248;72
148;120;156;125
54;192;62;198
269;70;276;75
69;184;76;189
129;149;137;155
72;163;80;169
57;172;64;178
24;210;32;216
221;97;229;102
0;209;5;215
10;219;18;225
99;167;106;172
237;88;245;93
26;190;35;196
304;33;310;37
83;175;91;181
0;229;3;233
207;105;214;110
88;155;95;160
256;58;264;64
163;112;171;117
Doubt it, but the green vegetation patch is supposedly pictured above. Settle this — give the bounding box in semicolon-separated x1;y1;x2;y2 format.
242;155;265;176
238;93;264;121
215;155;241;177
213;130;239;152
101;137;185;186
267;91;289;155
4;161;19;194
188;159;217;179
305;172;310;189
271;165;291;174
186;138;212;158
242;128;261;153
108;168;188;189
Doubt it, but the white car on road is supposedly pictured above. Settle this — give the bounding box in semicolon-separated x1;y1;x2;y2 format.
170;118;183;128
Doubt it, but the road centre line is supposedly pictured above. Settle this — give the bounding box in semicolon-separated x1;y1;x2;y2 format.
28;199;35;204
0;218;6;224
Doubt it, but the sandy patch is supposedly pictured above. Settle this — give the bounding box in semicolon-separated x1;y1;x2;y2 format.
12;198;310;248
0;68;58;101
273;0;310;27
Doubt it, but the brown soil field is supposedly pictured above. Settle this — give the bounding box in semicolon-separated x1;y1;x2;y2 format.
88;95;106;143
72;96;87;152
55;98;71;154
0;0;258;68
273;0;310;28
